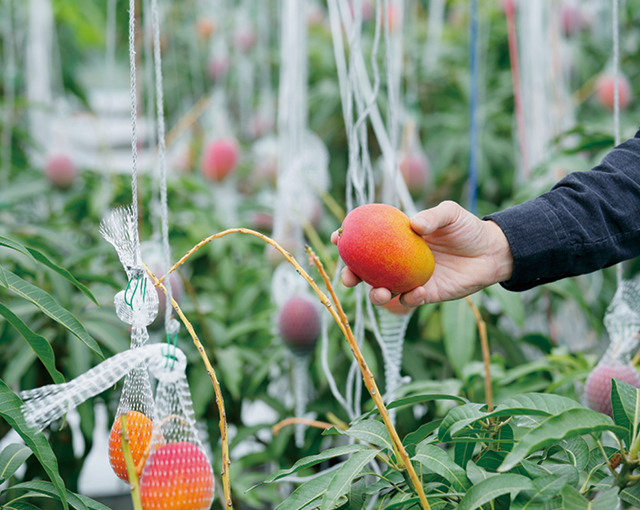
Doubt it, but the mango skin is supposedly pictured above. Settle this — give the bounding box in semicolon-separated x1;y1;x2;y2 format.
337;203;435;294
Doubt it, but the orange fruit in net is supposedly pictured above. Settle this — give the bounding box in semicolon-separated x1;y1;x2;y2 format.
108;410;154;481
139;441;215;510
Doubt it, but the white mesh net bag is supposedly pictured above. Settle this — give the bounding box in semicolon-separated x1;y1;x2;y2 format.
584;279;640;417
100;206;160;481
138;347;215;510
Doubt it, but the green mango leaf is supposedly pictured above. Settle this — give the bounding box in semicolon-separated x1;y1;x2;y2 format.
457;474;535;510
319;449;378;510
0;443;32;484
611;378;640;446
2;269;103;359
2;480;110;510
403;420;442;448
466;460;498;486
548;436;590;471
347;478;366;510
0;264;8;288
0;380;68;510
340;420;393;451
0;302;65;385
499;409;627;472
258;444;371;485
454;439;476;469
561;486;618;510
413;443;471;492
621;480;640;507
0;502;42;510
441;298;476;377
274;471;334;510
484;284;524;327
438;403;486;442
0;235;98;306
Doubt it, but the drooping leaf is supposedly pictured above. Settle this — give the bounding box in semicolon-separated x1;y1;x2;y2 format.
403;420;442;448
2;480;110;510
2;269;102;359
0;302;65;384
484;284;524;327
499;409;627;472
561;486;618;510
258;444;370;485
457;474;535;510
357;393;466;421
413;443;471;492
438;403;486;442
0;443;32;484
319;449;378;510
0;235;98;306
611;378;640;446
441;298;476;377
347;478;366;510
621;480;640;507
274;471;335;510
0;380;68;510
0;501;42;510
341;420;393;451
465;460;498;486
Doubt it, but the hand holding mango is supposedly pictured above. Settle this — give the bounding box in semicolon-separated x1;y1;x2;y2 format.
332;201;514;308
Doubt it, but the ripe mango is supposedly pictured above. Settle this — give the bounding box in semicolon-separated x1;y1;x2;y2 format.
336;203;435;294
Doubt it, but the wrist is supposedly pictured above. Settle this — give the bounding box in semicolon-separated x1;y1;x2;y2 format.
485;220;514;284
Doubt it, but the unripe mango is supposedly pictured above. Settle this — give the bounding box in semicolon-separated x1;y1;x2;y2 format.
337;203;434;294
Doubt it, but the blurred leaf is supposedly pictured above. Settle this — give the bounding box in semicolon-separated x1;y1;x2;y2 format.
521;333;553;355
441;299;476;377
413;443;471;492
319;449;378;510
499;409;627;472
358;393;466;421
2;269;103;359
340;420;393;452
611;378;640;446
484;285;524;327
2;480;110;510
0;302;65;384
457;474;534;510
0;379;68;510
621;480;640;507
561;486;618;510
258;444;371;485
0;443;32;484
274;470;334;510
347;478;366;510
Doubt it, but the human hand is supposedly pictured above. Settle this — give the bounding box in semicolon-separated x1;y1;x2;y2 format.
331;201;514;307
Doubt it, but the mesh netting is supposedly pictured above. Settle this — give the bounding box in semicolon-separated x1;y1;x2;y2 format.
139;348;215;510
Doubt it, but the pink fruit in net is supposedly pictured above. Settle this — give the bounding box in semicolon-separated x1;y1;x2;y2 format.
595;74;631;111
233;26;256;52
201;138;239;182
208;56;229;81
560;3;584;37
278;296;321;355
139;441;214;510
399;153;430;198
45;154;77;189
584;363;640;416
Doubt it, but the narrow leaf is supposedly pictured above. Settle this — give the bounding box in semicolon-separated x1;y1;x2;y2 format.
0;380;68;510
347;478;366;510
320;449;378;510
0;235;33;258
438;403;486;441
343;420;393;451
466;460;497;485
357;393;466;421
275;471;335;510
3;269;103;359
611;378;640;445
3;480;110;510
260;444;369;484
485;284;524;327
413;443;471;492
499;408;627;472
457;474;534;510
404;420;442;448
1;502;42;510
0;302;65;384
0;444;32;483
621;480;640;507
442;299;476;377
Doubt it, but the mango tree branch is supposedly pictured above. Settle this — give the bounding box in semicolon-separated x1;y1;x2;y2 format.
120;414;143;510
272;417;337;436
306;247;431;510
466;296;493;413
144;264;234;509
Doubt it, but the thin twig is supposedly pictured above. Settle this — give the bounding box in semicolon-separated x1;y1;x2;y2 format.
466;296;493;413
144;264;234;509
120;414;143;510
307;248;431;510
272;417;336;436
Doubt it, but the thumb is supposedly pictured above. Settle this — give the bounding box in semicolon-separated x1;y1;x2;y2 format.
411;201;463;236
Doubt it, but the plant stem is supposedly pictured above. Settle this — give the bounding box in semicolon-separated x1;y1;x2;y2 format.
154;228;431;510
144;264;234;509
272;417;337;436
465;296;493;413
120;414;143;510
307;248;431;510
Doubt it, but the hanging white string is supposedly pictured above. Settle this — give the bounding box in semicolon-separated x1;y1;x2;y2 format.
1;0;15;185
21;344;186;432
128;0;141;268
150;0;176;335
612;0;622;285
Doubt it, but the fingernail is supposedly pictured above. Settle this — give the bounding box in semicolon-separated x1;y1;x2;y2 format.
373;289;384;304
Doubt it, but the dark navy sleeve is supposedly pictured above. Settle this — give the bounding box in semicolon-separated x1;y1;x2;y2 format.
484;128;640;291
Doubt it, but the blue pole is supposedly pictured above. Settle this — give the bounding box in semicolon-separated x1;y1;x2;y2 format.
468;0;479;215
